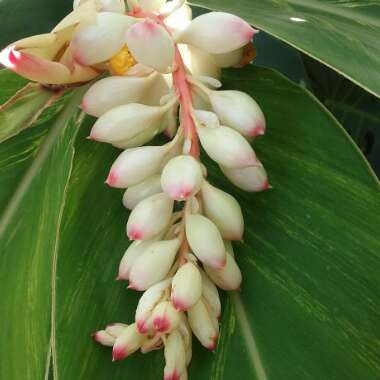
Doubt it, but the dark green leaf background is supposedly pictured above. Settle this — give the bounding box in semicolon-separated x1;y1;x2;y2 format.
0;1;379;379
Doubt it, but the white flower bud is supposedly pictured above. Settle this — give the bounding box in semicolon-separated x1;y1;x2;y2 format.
185;214;226;268
179;12;256;54
112;323;144;361
161;155;203;201
74;0;126;13
106;145;169;188
152;301;181;333
55;1;98;33
92;330;116;346
171;262;202;311
196;124;258;168
193;110;219;128
89;102;172;144
128;238;180;290
105;323;128;338
177;318;192;365
211;48;244;68
122;175;162;210
204;243;242;290
97;0;126;12
162;103;179;138
82;74;157;117
164;3;192;32
135;278;172;333
164;331;187;380
221;164;269;192
118;240;154;280
126;19;174;73
71;13;135;65
188;298;219;350
126;193;174;240
208;90;266;137
128;0;166;12
140;334;163;353
200;181;244;240
185;45;221;79
112;127;159;150
200;270;221;318
142;73;172;106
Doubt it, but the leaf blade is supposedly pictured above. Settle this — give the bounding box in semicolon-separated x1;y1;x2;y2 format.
189;0;380;98
0;86;88;380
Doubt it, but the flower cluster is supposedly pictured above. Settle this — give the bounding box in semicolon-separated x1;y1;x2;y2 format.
0;0;269;378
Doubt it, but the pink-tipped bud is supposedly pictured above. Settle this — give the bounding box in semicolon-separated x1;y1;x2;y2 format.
118;240;154;280
164;331;187;380
161;155;203;201
185;214;226;269
208;90;266;137
171;262;202;311
152;301;181;333
200;181;244;240
106;145;168;188
126;19;174;73
135;278;172;333
71;12;135;66
126;193;174;241
128;239;180;291
204;242;242;290
220;164;269;192
122;175;162;210
92;330;116;346
105;323;128;338
178;12;257;54
112;323;144;361
200;270;221;318
196;121;259;168
82;74;157;117
89;102;170;146
188;298;219;350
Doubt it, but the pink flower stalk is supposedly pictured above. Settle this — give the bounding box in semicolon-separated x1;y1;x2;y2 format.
1;0;270;378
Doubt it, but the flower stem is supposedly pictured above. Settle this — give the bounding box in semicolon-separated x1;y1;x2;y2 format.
172;47;199;158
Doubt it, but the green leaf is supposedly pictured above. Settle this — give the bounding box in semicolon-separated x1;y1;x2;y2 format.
0;0;72;48
0;85;88;379
189;0;380;98
303;56;380;174
0;70;67;142
7;66;373;379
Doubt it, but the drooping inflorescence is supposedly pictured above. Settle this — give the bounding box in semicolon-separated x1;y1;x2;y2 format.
0;0;269;378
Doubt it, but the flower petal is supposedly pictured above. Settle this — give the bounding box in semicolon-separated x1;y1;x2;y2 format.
71;12;135;65
54;0;98;33
126;19;174;73
0;45;98;84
